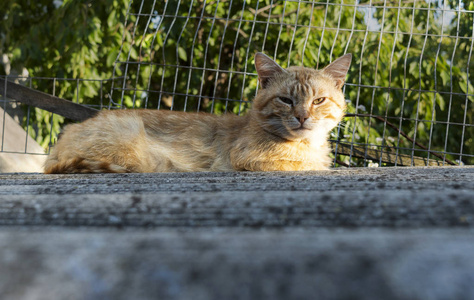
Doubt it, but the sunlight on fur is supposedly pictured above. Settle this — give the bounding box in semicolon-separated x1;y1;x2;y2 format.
44;53;352;173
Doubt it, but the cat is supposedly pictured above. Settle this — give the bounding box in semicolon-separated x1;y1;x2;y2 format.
44;52;351;173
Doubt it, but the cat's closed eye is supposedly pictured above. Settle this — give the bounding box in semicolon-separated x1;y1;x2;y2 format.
279;97;293;106
313;97;327;105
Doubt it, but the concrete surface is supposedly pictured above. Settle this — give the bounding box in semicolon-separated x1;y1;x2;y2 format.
0;167;473;299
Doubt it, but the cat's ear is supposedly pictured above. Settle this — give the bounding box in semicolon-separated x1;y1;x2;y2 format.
322;53;352;89
255;52;285;89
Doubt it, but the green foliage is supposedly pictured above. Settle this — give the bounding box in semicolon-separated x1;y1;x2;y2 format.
1;0;473;165
1;0;128;148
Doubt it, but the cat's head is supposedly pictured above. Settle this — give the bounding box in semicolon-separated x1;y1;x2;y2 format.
252;52;351;143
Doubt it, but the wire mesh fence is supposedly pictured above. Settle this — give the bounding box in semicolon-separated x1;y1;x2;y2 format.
1;0;473;167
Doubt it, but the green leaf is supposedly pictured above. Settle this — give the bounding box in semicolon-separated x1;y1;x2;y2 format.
440;71;450;87
178;46;187;61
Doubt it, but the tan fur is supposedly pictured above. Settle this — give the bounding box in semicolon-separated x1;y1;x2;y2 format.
44;53;351;174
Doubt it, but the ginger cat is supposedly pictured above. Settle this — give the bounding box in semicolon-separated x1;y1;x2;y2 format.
44;53;351;173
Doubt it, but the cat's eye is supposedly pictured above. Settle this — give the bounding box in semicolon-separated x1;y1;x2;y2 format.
279;97;293;106
313;97;327;105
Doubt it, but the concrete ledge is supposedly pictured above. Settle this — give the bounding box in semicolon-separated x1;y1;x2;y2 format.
0;167;472;228
0;167;473;299
0;189;472;227
0;228;473;300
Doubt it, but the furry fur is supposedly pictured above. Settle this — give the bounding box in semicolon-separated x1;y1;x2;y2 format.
44;53;351;173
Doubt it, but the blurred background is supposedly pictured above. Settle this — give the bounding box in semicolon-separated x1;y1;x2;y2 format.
1;0;473;171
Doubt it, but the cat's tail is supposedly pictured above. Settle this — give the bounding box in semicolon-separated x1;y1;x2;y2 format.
44;157;128;174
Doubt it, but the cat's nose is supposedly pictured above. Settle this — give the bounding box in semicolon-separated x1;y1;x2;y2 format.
297;116;308;125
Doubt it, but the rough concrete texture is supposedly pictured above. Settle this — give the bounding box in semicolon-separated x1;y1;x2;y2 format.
0;166;473;299
1;228;474;300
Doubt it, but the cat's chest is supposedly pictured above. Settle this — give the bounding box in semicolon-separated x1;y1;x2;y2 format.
230;138;329;171
237;136;324;160
274;141;324;161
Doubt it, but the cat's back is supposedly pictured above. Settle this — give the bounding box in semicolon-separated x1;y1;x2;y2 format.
61;108;242;141
73;109;231;136
44;109;244;173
